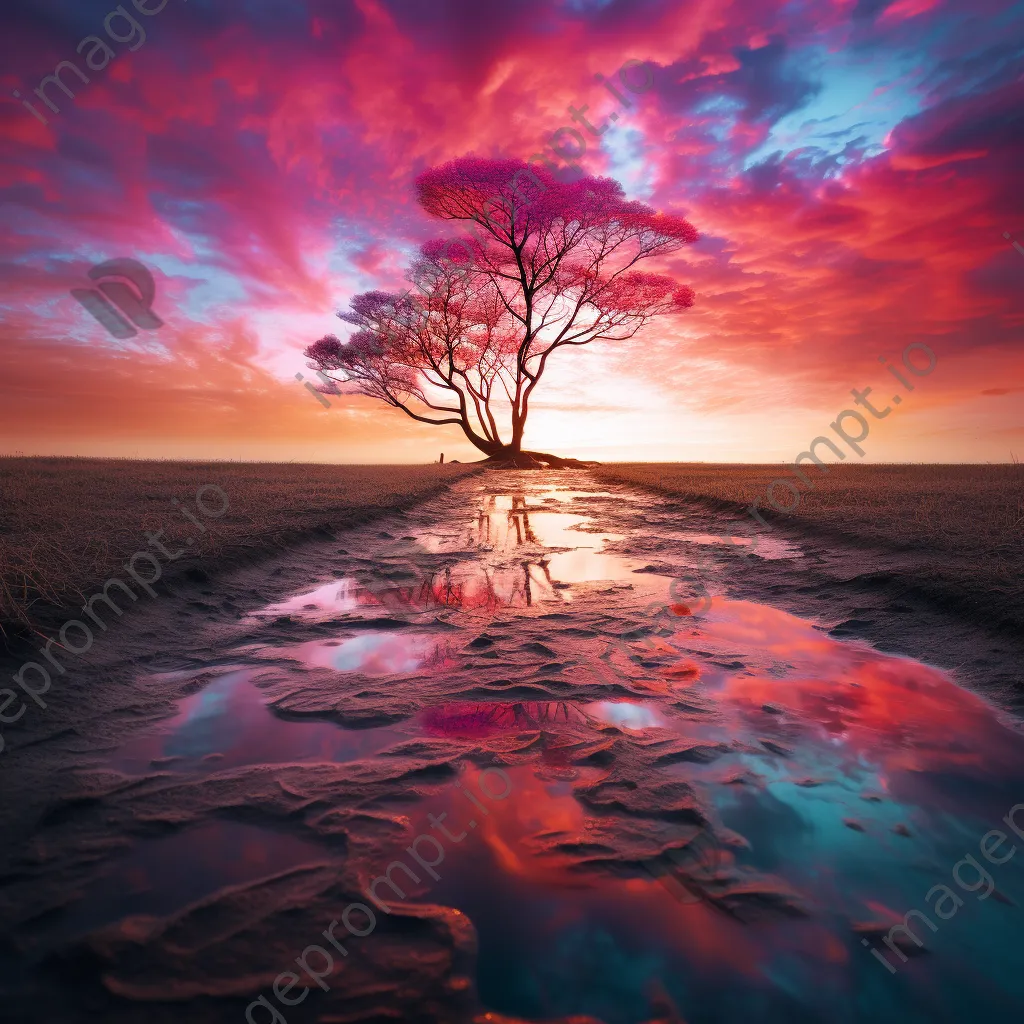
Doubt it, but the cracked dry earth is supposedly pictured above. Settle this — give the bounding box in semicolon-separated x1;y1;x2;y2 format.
2;470;1024;1024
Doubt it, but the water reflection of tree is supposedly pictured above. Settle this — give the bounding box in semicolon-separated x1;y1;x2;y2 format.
508;493;538;546
364;567;501;614
424;701;591;735
468;493;539;550
364;492;578;615
422;639;455;669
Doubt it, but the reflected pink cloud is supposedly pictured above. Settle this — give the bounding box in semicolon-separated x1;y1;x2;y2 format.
283;631;454;675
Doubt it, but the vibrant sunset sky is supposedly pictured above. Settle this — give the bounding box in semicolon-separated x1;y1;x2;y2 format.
2;0;1022;463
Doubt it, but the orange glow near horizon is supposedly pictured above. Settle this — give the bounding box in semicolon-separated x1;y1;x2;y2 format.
1;0;1021;463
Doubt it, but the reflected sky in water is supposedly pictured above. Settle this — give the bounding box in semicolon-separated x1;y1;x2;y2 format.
281;631;453;674
109;669;405;774
251;578;360;619
429;746;1024;1024
396;490;638;604
246;485;643;623
585;700;665;730
95;474;1024;1023
676;530;802;560
58;820;327;940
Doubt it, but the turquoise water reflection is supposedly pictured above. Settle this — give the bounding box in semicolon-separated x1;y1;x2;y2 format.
421;597;1024;1024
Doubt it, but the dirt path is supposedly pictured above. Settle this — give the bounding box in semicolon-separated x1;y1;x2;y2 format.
2;470;1024;1023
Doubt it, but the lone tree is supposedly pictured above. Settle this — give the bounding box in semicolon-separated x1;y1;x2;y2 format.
305;157;698;468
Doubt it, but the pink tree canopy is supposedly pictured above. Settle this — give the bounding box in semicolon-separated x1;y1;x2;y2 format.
305;156;697;465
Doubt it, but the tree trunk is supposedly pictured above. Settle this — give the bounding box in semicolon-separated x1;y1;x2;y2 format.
463;416;596;469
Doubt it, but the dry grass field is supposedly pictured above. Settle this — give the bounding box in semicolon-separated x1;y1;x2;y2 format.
596;462;1024;630
0;458;477;635
4;457;1021;640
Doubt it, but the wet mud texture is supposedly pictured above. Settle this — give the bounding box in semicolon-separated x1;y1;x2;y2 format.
2;470;1023;1024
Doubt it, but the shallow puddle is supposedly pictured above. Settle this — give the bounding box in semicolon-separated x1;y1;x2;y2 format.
110;669;406;774
676;530;803;560
50;471;1024;1022
425;741;1024;1023
253;578;361;619
421;700;597;737
55;821;328;940
401;490;637;603
584;699;666;730
279;631;455;674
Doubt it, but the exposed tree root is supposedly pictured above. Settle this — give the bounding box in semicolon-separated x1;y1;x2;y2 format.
477;449;600;470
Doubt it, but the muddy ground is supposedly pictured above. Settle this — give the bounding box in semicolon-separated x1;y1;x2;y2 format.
1;469;1022;1024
